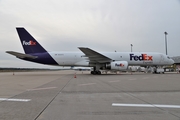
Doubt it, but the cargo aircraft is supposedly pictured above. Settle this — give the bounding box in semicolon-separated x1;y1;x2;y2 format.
6;28;174;74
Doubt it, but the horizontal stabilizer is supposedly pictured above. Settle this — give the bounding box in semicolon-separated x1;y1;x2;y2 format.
6;51;38;59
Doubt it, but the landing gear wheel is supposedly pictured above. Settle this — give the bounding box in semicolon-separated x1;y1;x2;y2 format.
97;71;101;75
91;71;101;75
91;71;95;74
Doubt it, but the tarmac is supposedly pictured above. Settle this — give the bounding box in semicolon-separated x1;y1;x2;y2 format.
0;70;180;120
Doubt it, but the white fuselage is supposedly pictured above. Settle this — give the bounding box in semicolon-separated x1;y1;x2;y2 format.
49;51;174;67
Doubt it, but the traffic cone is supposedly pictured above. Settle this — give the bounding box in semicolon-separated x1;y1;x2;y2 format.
74;73;76;78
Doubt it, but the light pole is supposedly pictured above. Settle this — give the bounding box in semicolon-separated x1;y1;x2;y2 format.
131;44;133;52
164;32;168;55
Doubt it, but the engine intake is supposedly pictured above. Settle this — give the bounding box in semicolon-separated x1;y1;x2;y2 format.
106;61;128;70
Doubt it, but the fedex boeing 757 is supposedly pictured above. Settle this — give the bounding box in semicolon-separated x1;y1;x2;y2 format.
6;28;174;74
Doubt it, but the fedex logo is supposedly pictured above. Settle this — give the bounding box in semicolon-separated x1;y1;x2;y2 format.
130;54;153;61
115;63;124;67
23;40;36;46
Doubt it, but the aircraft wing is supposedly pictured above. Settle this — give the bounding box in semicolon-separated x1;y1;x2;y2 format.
6;51;38;59
78;47;112;63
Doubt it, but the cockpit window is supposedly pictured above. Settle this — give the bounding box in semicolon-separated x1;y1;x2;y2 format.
167;56;170;59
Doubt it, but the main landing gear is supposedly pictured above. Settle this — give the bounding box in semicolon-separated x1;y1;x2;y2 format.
90;66;101;75
91;71;101;75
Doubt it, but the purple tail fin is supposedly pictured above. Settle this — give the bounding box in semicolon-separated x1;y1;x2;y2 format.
16;28;47;54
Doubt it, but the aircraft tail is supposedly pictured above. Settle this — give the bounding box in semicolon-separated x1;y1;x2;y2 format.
16;28;47;54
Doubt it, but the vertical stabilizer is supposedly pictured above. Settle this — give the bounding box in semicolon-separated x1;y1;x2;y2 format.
16;28;47;54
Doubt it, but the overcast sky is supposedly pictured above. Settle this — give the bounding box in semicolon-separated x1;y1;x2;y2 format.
0;0;180;68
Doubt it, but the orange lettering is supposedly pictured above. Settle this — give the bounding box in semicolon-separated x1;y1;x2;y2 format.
148;56;153;61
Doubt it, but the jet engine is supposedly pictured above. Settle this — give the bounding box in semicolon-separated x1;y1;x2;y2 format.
106;61;128;70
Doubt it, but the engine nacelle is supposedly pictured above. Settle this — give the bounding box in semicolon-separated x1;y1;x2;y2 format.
106;61;128;70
